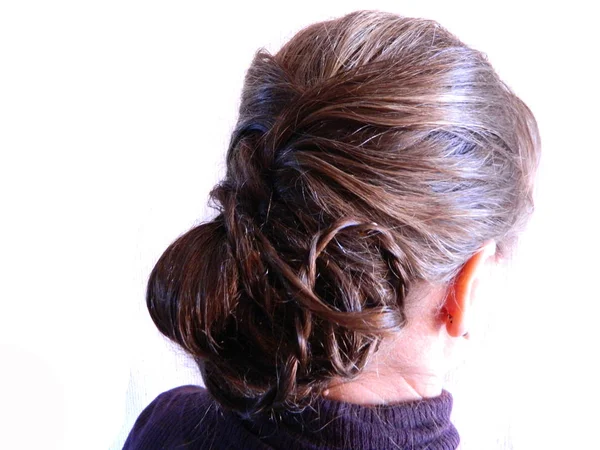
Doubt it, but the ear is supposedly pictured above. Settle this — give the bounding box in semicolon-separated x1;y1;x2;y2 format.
444;241;497;338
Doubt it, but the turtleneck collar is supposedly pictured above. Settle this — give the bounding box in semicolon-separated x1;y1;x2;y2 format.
245;390;460;449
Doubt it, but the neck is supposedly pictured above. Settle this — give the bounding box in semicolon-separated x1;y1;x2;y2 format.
323;315;449;405
323;370;443;405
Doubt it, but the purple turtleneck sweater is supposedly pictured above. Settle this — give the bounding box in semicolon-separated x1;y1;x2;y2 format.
123;385;459;449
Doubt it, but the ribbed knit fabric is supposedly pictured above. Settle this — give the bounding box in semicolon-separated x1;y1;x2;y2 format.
123;385;459;450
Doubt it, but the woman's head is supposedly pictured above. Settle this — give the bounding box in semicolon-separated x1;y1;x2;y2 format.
147;10;540;416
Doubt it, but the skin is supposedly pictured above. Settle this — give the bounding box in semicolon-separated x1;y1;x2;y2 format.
322;240;499;404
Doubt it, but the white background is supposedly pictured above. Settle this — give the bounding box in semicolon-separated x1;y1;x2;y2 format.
1;1;598;449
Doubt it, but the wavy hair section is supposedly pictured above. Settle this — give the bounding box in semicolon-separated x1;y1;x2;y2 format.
147;10;540;416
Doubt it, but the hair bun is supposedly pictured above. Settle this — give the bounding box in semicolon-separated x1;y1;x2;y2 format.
147;204;411;414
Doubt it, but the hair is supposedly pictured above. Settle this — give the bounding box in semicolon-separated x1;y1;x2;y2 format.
146;10;540;417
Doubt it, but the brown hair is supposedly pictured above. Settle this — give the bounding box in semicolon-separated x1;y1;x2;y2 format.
147;10;540;416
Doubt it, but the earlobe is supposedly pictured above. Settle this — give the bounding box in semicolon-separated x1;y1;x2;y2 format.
444;288;468;338
444;241;496;338
446;312;470;339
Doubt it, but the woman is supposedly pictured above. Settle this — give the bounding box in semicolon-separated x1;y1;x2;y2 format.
124;10;540;450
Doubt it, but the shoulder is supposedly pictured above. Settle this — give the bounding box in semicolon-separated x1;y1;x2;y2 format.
123;385;222;450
